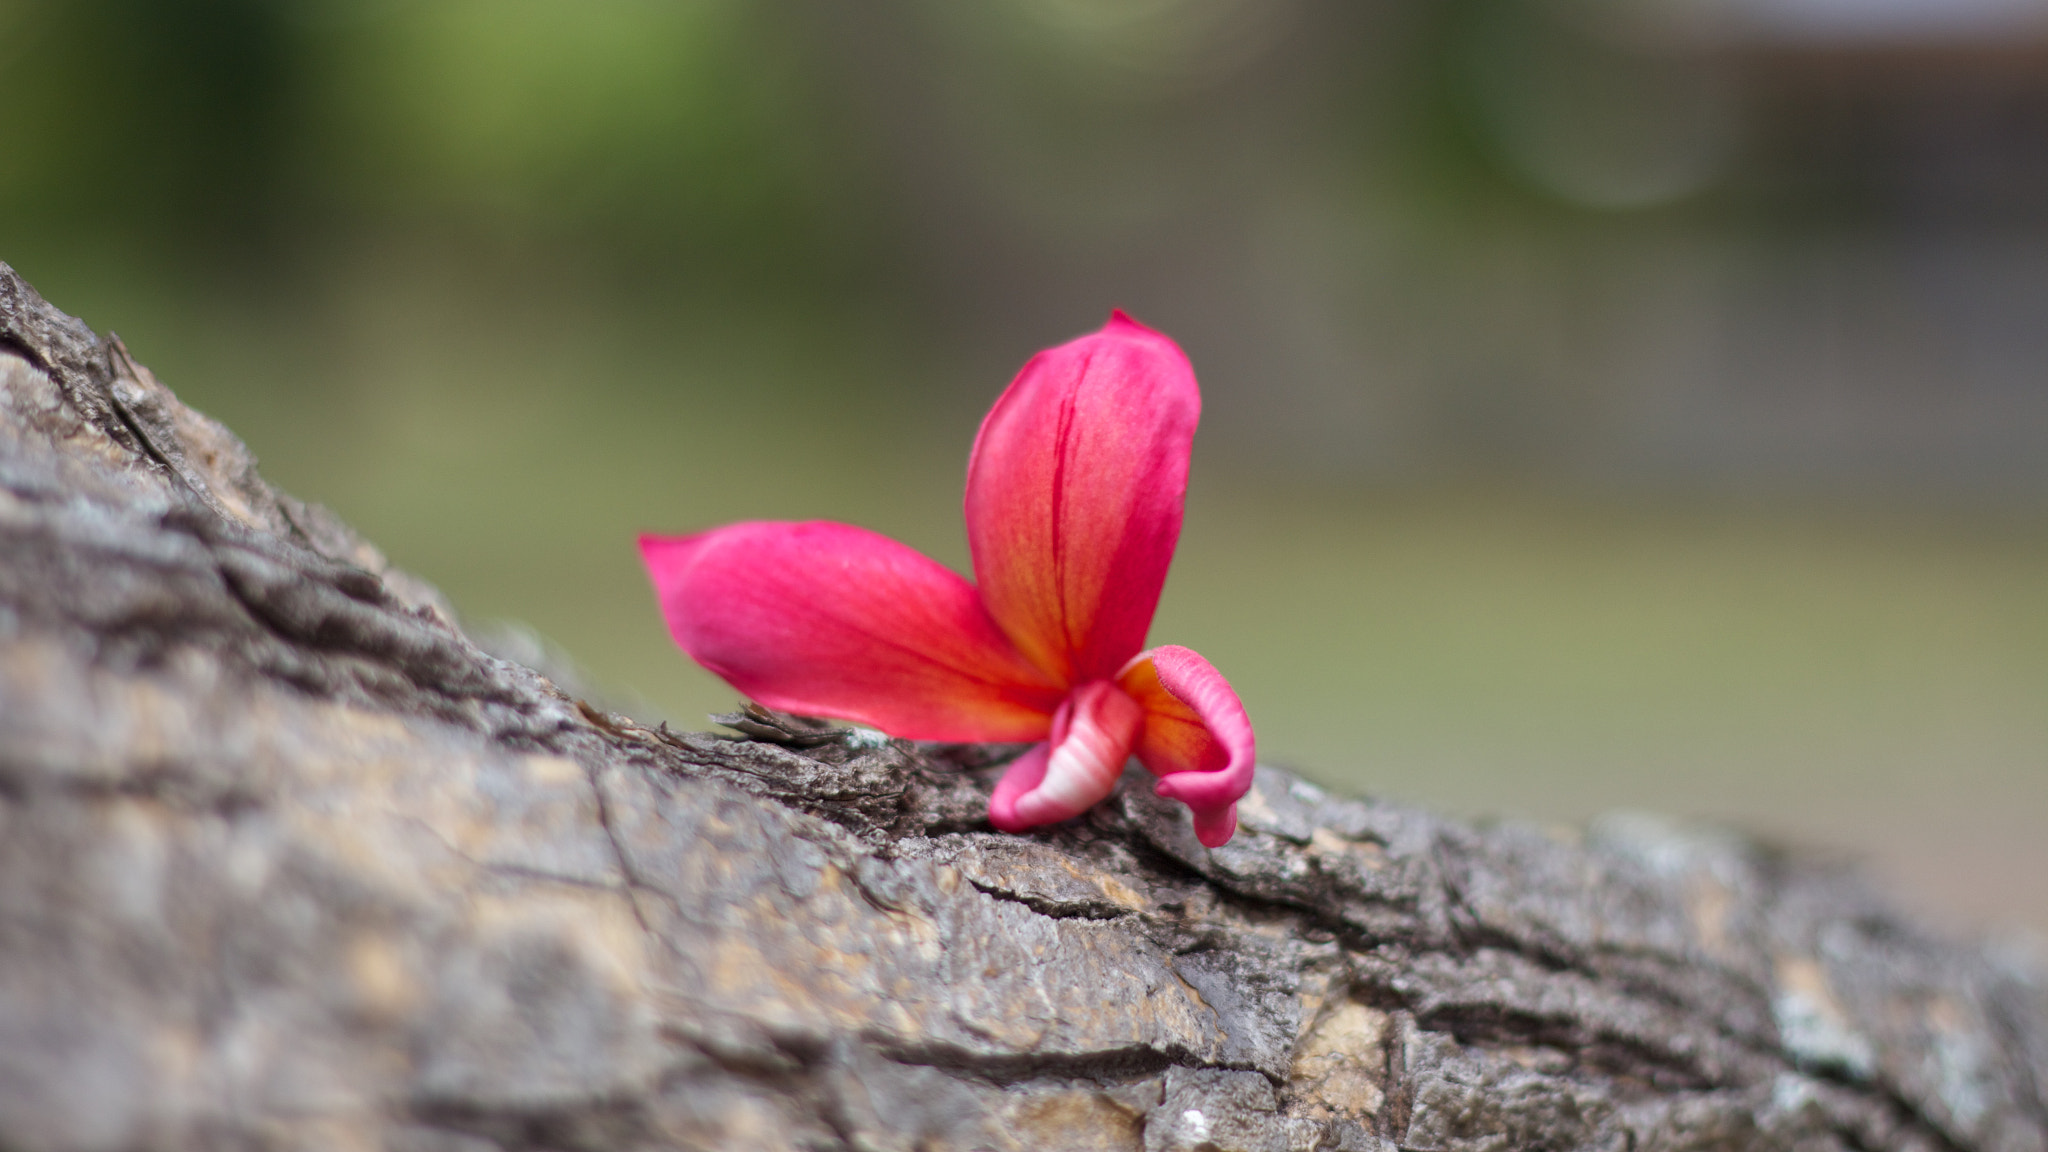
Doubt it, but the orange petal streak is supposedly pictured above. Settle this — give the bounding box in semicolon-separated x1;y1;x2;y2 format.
964;312;1200;684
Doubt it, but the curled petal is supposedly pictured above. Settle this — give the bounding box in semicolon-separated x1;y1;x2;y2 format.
1118;645;1255;847
989;680;1143;833
639;521;1064;742
965;311;1199;684
985;743;1051;834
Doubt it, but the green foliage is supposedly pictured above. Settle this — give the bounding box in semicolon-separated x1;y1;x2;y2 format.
0;0;872;283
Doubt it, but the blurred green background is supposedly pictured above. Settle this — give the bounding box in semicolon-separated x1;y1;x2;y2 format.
3;0;2044;935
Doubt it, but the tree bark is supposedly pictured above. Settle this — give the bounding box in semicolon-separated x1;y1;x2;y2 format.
1;261;2043;1152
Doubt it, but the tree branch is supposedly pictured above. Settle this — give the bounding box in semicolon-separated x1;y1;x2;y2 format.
1;261;2042;1152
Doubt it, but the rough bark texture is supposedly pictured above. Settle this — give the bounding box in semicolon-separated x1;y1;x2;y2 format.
1;261;2045;1152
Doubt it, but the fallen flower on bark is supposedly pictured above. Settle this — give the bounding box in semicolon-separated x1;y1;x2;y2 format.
639;312;1255;845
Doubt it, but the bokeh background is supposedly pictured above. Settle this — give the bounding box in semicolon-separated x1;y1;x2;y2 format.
3;0;2043;935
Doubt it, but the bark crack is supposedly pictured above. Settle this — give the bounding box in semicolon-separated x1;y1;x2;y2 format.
585;761;658;937
962;877;1134;922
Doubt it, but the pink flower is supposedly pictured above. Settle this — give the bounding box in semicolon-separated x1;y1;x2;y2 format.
638;312;1255;846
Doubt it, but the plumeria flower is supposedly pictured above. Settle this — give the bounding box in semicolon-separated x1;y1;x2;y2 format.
638;312;1255;845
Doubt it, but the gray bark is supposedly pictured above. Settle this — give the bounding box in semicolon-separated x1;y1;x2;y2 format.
1;260;2044;1152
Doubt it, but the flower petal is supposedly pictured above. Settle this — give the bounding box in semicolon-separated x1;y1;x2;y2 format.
965;311;1200;684
986;742;1053;833
1118;645;1255;847
988;680;1143;833
639;521;1064;741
